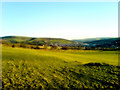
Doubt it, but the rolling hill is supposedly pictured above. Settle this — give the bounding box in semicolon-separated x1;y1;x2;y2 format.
73;37;119;48
1;36;119;49
1;36;75;45
72;37;118;43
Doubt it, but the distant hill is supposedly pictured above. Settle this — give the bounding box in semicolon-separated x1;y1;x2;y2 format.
85;38;119;46
1;36;74;45
73;37;115;43
1;36;119;48
73;37;119;48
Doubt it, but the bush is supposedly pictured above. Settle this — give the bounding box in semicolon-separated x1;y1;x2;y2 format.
20;44;26;48
11;44;15;48
30;45;34;49
34;45;40;49
51;46;58;49
61;46;70;50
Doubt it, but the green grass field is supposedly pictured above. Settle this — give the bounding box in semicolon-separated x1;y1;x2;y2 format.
2;46;120;89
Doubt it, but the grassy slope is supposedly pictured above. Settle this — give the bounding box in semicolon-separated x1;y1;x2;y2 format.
2;36;73;44
3;46;118;65
2;46;120;89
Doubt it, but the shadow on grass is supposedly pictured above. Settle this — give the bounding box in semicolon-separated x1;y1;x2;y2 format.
84;63;110;66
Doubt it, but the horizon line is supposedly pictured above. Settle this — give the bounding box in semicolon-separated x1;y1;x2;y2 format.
1;35;118;40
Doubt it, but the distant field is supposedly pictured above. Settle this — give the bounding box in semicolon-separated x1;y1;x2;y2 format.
2;46;119;65
2;46;120;89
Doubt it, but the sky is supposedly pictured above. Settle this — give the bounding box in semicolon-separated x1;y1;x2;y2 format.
1;2;118;39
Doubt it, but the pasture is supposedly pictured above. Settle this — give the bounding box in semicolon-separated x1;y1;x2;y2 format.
2;46;120;89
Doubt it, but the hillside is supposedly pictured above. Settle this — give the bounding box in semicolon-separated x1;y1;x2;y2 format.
1;36;119;49
73;37;119;48
84;38;119;48
73;37;117;43
1;36;74;45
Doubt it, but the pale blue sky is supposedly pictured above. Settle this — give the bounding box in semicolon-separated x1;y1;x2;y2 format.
2;2;118;39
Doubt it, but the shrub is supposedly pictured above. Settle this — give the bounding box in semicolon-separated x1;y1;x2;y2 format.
51;46;58;49
34;45;40;49
11;44;15;48
61;46;70;50
20;44;26;48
